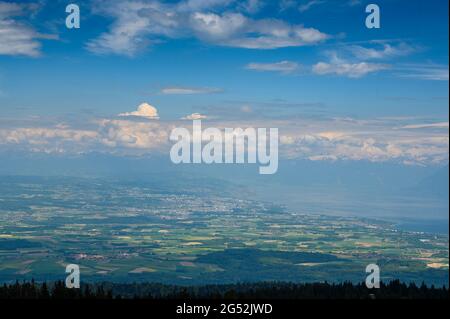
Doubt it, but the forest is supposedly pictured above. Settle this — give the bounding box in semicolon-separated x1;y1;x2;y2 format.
0;280;447;299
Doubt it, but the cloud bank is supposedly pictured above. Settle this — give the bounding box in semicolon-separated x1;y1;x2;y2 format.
1;108;448;166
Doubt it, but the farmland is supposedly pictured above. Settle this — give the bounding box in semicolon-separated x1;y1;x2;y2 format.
0;176;448;286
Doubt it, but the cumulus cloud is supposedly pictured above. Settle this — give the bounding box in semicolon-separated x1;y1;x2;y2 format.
97;119;168;149
245;61;300;74
181;113;208;120
277;117;449;165
0;120;169;153
86;0;329;56
280;131;448;165
0;126;99;154
160;86;222;95
118;103;159;119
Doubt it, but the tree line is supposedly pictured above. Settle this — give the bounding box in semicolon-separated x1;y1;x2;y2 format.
0;279;447;299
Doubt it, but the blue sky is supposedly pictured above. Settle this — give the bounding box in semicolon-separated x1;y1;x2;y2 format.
0;0;448;165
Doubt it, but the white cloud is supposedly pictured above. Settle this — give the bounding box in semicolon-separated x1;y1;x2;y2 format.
401;122;449;129
86;0;329;55
0;120;169;153
160;86;222;95
190;12;247;40
0;126;99;154
278;118;449;165
86;1;167;56
1;106;447;166
0;2;22;15
348;42;417;60
97;119;168;149
181;113;208;120
312;53;389;78
245;61;300;74
118;103;159;119
299;0;325;13
312;61;389;78
0;127;98;144
280;135;295;145
221;18;329;49
0;2;45;57
396;64;449;81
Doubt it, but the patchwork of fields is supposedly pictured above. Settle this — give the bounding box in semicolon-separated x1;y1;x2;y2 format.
0;176;448;285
